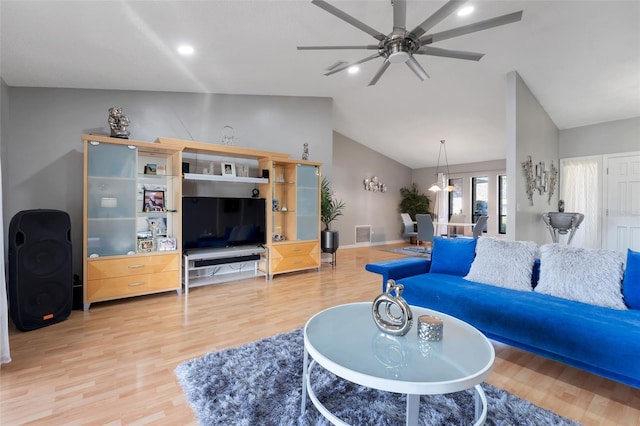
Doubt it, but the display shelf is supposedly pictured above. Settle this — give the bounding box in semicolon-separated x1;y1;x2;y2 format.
183;173;268;184
83;134;183;310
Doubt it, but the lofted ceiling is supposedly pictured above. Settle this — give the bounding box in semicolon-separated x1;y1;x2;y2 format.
1;0;639;169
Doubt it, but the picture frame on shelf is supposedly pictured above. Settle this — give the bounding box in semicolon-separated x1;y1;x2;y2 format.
143;190;165;212
144;163;157;175
156;164;166;175
156;237;177;251
221;162;236;177
137;238;154;253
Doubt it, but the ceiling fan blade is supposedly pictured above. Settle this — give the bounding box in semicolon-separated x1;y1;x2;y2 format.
297;45;379;51
324;53;381;76
393;0;407;31
410;0;466;39
405;57;430;81
368;61;391;86
415;46;484;61
421;11;523;45
312;0;386;41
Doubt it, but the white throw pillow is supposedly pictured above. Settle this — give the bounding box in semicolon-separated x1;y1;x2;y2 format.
464;237;538;291
535;244;627;309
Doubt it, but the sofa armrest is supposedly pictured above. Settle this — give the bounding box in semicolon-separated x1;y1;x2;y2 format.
366;258;431;291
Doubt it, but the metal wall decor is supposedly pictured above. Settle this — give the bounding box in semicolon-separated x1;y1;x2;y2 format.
372;279;413;336
363;176;387;192
521;155;558;206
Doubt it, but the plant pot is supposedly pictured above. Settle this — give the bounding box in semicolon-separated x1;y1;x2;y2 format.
321;230;339;254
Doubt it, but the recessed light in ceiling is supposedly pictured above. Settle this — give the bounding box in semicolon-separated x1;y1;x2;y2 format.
457;6;474;17
177;45;195;55
347;66;359;74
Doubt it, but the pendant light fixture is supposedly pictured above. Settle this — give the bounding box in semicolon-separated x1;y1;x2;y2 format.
428;140;456;192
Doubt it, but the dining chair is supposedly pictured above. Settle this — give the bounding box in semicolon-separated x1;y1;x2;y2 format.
415;214;434;250
458;215;489;239
472;215;489;238
401;213;418;243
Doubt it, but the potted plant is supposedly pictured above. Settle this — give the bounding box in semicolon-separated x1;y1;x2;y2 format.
321;177;346;254
399;183;431;242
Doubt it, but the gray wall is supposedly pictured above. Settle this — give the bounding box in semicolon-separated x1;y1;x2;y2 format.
3;87;332;277
559;117;640;158
332;132;412;246
506;72;559;244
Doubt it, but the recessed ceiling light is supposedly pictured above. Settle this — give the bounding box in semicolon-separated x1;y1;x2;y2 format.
457;6;474;16
347;66;359;74
177;45;195;55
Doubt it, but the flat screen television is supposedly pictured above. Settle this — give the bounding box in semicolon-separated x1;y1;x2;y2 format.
182;197;266;250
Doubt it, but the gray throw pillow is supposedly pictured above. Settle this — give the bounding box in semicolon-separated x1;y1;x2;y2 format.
535;244;627;309
464;237;538;291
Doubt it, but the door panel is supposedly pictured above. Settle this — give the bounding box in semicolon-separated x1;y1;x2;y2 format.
606;155;640;252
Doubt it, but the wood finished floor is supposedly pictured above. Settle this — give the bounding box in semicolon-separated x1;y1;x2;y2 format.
1;245;639;425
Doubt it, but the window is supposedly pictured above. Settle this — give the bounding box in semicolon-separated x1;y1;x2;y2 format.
471;176;488;232
448;178;463;218
498;175;507;234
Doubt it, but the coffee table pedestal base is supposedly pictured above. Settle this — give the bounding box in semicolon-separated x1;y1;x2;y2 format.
302;348;488;426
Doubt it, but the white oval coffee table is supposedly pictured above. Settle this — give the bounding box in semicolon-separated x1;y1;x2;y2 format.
301;302;495;425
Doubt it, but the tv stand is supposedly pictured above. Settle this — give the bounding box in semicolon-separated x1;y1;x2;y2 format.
183;246;267;294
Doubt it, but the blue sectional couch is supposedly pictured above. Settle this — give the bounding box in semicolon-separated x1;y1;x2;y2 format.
366;237;640;388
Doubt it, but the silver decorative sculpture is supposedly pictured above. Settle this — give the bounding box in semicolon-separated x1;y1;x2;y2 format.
542;212;585;244
108;106;130;139
372;280;413;336
221;125;235;145
302;143;309;160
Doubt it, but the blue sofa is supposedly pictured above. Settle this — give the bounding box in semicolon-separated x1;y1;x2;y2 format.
366;237;640;389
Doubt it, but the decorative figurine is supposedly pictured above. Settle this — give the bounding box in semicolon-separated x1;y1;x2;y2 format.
372;279;413;336
221;125;235;145
108;106;130;139
302;142;309;160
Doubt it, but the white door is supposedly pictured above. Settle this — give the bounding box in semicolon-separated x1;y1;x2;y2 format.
605;154;640;252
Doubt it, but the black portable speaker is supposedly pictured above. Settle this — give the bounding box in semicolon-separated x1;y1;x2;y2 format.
8;209;72;331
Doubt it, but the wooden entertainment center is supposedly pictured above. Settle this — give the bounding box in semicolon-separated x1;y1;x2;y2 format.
82;134;322;309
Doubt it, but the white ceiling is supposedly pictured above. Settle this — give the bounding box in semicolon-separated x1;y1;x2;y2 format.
2;0;639;168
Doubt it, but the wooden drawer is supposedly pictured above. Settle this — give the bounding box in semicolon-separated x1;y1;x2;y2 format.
271;241;318;259
271;254;319;274
86;270;180;302
87;253;180;280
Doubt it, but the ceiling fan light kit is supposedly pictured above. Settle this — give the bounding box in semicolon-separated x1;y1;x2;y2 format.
298;0;523;86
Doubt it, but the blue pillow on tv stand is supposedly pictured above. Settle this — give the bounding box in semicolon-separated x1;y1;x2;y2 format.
429;237;477;276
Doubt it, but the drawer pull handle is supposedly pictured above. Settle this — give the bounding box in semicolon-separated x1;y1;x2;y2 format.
128;264;145;269
128;282;145;287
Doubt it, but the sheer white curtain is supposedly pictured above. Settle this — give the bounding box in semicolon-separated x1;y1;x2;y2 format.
432;173;449;236
560;157;601;249
1;154;11;364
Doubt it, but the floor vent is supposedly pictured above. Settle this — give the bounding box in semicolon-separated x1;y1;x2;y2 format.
355;225;372;245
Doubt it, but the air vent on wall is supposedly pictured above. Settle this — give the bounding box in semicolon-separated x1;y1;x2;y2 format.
355;225;372;245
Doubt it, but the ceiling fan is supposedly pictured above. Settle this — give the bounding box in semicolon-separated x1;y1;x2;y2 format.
297;0;523;86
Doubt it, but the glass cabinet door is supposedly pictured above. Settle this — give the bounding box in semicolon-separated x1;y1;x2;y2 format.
86;142;137;256
296;164;319;241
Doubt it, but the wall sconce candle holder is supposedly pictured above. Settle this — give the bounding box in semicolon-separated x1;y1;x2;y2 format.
363;176;387;192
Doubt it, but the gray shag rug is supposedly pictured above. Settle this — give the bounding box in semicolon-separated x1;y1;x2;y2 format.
175;328;582;426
